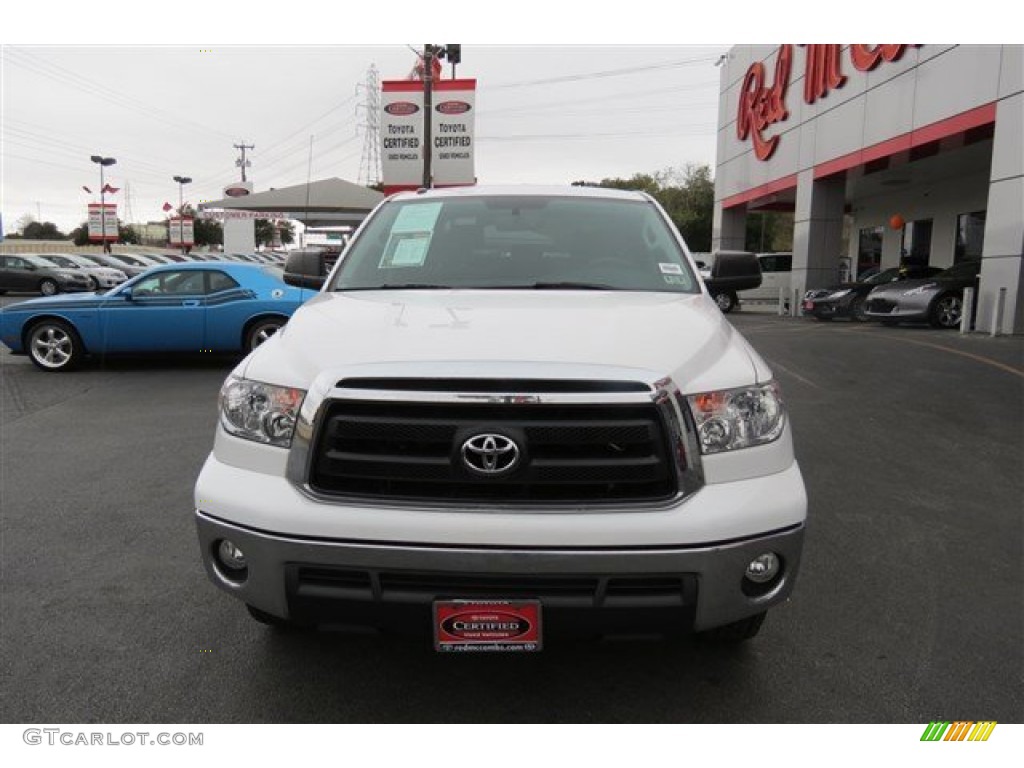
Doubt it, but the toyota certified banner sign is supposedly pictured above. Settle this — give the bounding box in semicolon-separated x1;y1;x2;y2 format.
381;78;476;194
87;203;118;241
168;217;195;247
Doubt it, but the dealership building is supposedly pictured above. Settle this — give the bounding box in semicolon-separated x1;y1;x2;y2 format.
713;44;1023;333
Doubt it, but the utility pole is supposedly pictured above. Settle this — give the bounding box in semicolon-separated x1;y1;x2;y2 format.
234;141;254;182
422;44;434;188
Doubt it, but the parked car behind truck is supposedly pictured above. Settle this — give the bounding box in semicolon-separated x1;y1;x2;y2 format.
737;252;792;305
865;260;982;328
701;250;763;313
194;186;807;649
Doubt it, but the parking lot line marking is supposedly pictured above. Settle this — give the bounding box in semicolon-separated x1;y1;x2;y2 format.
841;332;1024;379
765;358;821;389
736;320;1023;378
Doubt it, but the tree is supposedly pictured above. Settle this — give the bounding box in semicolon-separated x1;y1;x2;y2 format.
193;217;223;247
15;213;35;234
70;222;90;247
573;164;715;251
22;221;66;240
745;211;793;252
255;219;295;249
119;224;140;245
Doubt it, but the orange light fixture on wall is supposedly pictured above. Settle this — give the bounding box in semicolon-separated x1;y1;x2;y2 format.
889;214;906;230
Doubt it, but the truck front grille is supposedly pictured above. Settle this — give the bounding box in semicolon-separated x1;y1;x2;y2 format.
292;565;696;607
308;399;679;504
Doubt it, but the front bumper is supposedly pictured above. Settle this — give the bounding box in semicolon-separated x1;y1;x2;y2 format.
59;279;93;292
803;297;847;318
195;511;804;634
864;295;929;321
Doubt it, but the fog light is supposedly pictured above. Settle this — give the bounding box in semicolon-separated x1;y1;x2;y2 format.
745;553;780;583
217;539;247;571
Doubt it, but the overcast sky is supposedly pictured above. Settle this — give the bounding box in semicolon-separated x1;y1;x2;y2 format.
0;2;1002;236
1;43;727;234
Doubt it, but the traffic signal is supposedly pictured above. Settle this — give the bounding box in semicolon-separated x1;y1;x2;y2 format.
442;44;461;65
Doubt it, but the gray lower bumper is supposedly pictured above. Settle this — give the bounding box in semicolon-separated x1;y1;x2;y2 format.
196;511;805;632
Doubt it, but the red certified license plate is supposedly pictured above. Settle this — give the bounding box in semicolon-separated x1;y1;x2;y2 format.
803;300;814;310
434;600;542;652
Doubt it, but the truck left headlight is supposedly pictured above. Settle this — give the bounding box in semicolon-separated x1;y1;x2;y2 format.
686;381;786;454
219;375;306;447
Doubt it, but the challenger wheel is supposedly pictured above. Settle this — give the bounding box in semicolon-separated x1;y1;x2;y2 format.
244;317;286;353
26;319;84;372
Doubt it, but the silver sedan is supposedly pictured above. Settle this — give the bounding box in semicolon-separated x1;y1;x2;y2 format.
864;260;981;328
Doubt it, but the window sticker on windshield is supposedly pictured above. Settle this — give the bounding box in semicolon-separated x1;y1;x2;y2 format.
380;234;430;268
392;203;443;234
659;263;683;274
663;274;687;286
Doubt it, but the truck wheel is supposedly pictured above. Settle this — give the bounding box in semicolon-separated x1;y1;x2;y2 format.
713;291;737;313
698;611;766;643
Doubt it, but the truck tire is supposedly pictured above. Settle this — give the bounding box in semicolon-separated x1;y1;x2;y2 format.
713;291;737;313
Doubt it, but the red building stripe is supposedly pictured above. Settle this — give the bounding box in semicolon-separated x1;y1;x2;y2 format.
814;102;997;179
720;173;799;209
723;102;999;208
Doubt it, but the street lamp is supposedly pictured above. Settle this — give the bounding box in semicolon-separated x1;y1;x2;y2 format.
172;175;192;254
90;155;116;253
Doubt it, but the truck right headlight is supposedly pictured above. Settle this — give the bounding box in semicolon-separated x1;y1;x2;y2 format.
686;381;785;454
219;375;306;447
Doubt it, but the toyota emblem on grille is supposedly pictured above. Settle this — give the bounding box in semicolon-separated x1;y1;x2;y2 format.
461;433;520;476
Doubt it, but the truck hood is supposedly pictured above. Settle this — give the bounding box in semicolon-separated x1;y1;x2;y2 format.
242;290;768;394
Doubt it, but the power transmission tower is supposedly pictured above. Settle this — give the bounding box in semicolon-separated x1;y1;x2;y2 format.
123;181;135;226
356;65;381;187
234;141;255;182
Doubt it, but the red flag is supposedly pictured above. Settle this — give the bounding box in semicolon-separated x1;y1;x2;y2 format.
102;183;120;194
410;54;443;81
82;185;92;193
162;202;174;212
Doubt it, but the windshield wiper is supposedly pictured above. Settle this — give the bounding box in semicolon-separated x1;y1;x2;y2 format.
491;282;618;290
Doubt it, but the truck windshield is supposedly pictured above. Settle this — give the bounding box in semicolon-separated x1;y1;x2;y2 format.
330;196;699;293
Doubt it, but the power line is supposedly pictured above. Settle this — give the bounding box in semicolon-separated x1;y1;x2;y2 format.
486;54;721;90
3;49;238;143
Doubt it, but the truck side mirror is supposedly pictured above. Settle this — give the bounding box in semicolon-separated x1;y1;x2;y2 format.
283;251;328;290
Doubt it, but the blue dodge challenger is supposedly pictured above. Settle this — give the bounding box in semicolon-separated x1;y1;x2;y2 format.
0;262;315;371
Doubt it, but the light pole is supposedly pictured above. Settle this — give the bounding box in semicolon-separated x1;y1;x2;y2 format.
90;155;116;253
172;175;192;254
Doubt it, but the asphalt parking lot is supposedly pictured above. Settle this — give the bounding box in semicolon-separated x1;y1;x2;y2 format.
1;300;1021;724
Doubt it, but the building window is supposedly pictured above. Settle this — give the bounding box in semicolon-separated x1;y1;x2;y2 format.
858;226;883;279
902;219;933;267
955;210;986;263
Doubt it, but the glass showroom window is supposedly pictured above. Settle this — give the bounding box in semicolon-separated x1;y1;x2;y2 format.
955;210;986;263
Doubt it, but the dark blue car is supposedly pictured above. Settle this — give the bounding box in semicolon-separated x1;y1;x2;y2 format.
0;262;315;371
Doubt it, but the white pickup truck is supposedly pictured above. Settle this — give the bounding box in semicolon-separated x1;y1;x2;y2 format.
194;186;807;649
